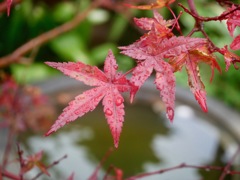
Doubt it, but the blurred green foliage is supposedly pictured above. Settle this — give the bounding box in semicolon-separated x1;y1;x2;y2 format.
0;0;240;110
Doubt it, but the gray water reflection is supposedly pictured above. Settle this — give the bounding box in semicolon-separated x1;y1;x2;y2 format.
25;103;237;179
142;105;220;180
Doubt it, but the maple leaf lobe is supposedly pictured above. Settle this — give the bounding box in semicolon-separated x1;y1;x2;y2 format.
230;35;240;50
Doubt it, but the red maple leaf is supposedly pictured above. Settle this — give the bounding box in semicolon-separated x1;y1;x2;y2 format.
226;5;240;37
230;35;240;50
6;0;12;16
45;50;135;148
119;11;215;121
133;10;174;37
170;47;221;112
221;46;240;71
21;151;50;176
226;5;240;51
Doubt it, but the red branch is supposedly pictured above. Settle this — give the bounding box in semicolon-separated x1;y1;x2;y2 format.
178;1;238;54
0;0;101;68
178;3;240;22
1;169;20;180
219;146;240;180
89;148;114;180
17;144;24;180
187;0;198;16
126;163;238;180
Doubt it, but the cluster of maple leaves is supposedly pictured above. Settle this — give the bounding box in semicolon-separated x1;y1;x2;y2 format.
44;3;240;148
5;0;240;149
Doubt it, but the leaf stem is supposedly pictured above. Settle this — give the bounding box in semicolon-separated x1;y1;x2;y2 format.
88;147;114;180
1;168;20;180
17;143;24;180
187;0;198;16
219;145;240;180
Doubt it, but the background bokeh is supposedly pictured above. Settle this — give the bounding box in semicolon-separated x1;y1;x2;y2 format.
0;0;240;108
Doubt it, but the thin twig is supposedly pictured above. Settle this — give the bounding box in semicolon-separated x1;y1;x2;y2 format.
0;0;101;68
1;168;21;180
219;145;240;180
103;165;114;180
178;3;240;22
125;163;225;180
187;0;198;16
88;147;114;180
31;154;67;180
16;143;24;180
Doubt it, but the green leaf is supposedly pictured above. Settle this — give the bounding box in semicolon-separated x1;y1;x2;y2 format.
53;2;75;22
90;43;118;65
11;63;56;83
50;32;91;64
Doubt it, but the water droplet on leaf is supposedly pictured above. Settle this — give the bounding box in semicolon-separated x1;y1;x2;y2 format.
105;108;113;116
115;96;123;106
74;109;81;115
113;65;118;70
166;107;174;122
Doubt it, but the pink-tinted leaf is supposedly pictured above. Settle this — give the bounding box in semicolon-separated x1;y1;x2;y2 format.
185;55;207;112
22;151;50;176
230;35;240;50
120;35;207;59
113;167;123;180
134;10;174;32
169;53;187;72
46;50;134;148
104;50;117;79
226;6;240;37
36;162;50;176
191;50;221;82
157;36;207;58
7;0;12;16
154;61;175;121
120;11;207;121
222;46;240;71
45;62;107;86
170;47;221;82
168;45;221;113
103;87;125;148
130;60;154;88
45;87;105;136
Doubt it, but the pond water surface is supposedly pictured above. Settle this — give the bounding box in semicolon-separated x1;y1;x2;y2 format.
20;77;240;180
23;102;238;179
